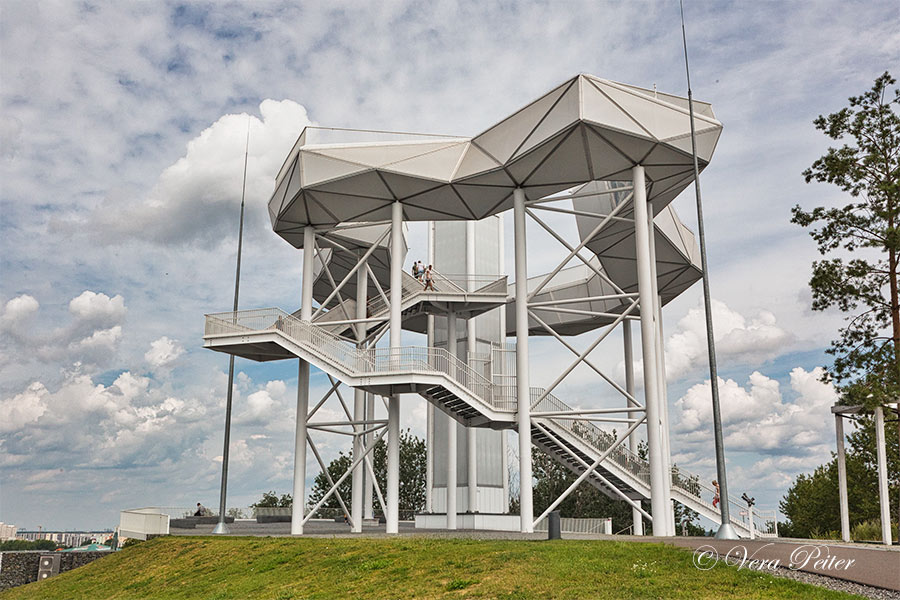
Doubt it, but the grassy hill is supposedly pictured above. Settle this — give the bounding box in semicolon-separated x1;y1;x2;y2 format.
0;536;862;599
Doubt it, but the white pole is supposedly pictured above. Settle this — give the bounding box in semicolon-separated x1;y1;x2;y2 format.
835;413;850;542
514;187;534;533
646;207;674;535
447;310;458;529
291;225;316;535
425;222;435;514
875;406;892;545
364;392;374;520
749;504;755;540
351;258;368;533
465;220;478;514
498;214;510;512
632;165;669;537
386;201;403;534
467;317;478;514
623;321;643;536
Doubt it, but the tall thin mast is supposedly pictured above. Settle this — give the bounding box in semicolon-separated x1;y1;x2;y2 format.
213;117;251;535
679;0;738;539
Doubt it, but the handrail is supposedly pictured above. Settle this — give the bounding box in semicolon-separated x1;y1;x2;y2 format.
318;269;508;330
206;309;757;532
205;308;512;412
527;386;754;532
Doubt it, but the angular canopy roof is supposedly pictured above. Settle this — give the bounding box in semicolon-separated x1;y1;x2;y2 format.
573;181;702;305
268;74;722;236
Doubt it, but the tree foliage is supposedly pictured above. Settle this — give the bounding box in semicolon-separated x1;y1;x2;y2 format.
306;428;426;514
791;71;900;531
779;417;898;539
791;72;900;402
251;490;293;508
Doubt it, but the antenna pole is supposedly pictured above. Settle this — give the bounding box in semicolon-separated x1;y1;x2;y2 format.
213;117;251;535
679;0;738;539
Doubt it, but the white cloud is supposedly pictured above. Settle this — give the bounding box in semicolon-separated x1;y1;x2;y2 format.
664;300;793;379
0;382;49;433
68;291;127;324
1;294;39;326
674;366;837;456
72;325;123;351
145;336;185;368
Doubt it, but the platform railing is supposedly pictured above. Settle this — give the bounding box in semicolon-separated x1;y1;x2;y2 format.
205;308;512;412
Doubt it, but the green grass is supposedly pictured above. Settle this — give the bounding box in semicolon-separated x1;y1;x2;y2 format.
0;536;864;599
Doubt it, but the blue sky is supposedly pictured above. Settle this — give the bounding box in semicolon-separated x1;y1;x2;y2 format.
1;0;898;531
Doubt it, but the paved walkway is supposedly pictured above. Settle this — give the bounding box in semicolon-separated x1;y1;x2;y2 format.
171;521;899;591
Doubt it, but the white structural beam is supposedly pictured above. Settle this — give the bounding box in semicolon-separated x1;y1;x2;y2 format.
291;225;316;535
646;201;674;535
466;219;478;514
351;257;368;533
623;320;643;535
447;309;458;529
386;201;403;534
426;221;435;514
514;187;534;533
835;413;850;542
875;406;892;545
364;393;375;520
632;165;670;537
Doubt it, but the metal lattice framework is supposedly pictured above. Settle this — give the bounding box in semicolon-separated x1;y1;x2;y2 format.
199;74;776;539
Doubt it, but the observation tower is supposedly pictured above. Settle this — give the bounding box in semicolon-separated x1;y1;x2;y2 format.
203;74;758;537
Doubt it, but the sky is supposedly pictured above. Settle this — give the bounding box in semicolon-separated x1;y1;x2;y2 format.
1;0;898;532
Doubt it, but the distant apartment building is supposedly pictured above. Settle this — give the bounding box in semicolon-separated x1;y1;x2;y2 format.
16;530;113;547
0;522;17;541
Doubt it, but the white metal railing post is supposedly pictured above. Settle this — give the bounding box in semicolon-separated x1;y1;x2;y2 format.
291;225;315;535
623;320;643;536
514;187;534;533
875;406;892;545
386;201;403;534
351;257;368;533
835;413;850;542
447;309;458;529
632;165;670;536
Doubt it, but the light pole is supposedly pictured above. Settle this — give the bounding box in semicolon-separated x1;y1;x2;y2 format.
213;120;251;535
680;0;738;539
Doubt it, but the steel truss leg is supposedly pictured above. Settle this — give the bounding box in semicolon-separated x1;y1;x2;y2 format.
623;320;644;535
447;310;458;529
386;201;404;534
632;165;671;537
351;258;368;533
514;187;534;533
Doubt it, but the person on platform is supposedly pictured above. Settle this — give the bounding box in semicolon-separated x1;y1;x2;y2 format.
712;480;720;508
423;265;435;291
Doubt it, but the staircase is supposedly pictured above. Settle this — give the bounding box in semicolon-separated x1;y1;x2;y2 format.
204;308;767;536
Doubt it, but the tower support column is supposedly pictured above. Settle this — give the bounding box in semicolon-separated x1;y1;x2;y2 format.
386;201;403;534
513;187;533;533
632;166;670;536
447;309;458;529
623;321;643;536
351;258;368;533
291;225;316;535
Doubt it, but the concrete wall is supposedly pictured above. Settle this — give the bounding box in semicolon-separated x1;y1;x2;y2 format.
0;551;110;591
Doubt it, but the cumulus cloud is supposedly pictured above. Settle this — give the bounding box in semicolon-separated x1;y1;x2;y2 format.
1;294;39;325
654;300;793;380
68;291;127;324
0;382;49;433
674;366;837;456
71;99;313;248
145;336;185;368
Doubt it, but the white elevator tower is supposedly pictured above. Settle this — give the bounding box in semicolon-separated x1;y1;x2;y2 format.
427;216;510;516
